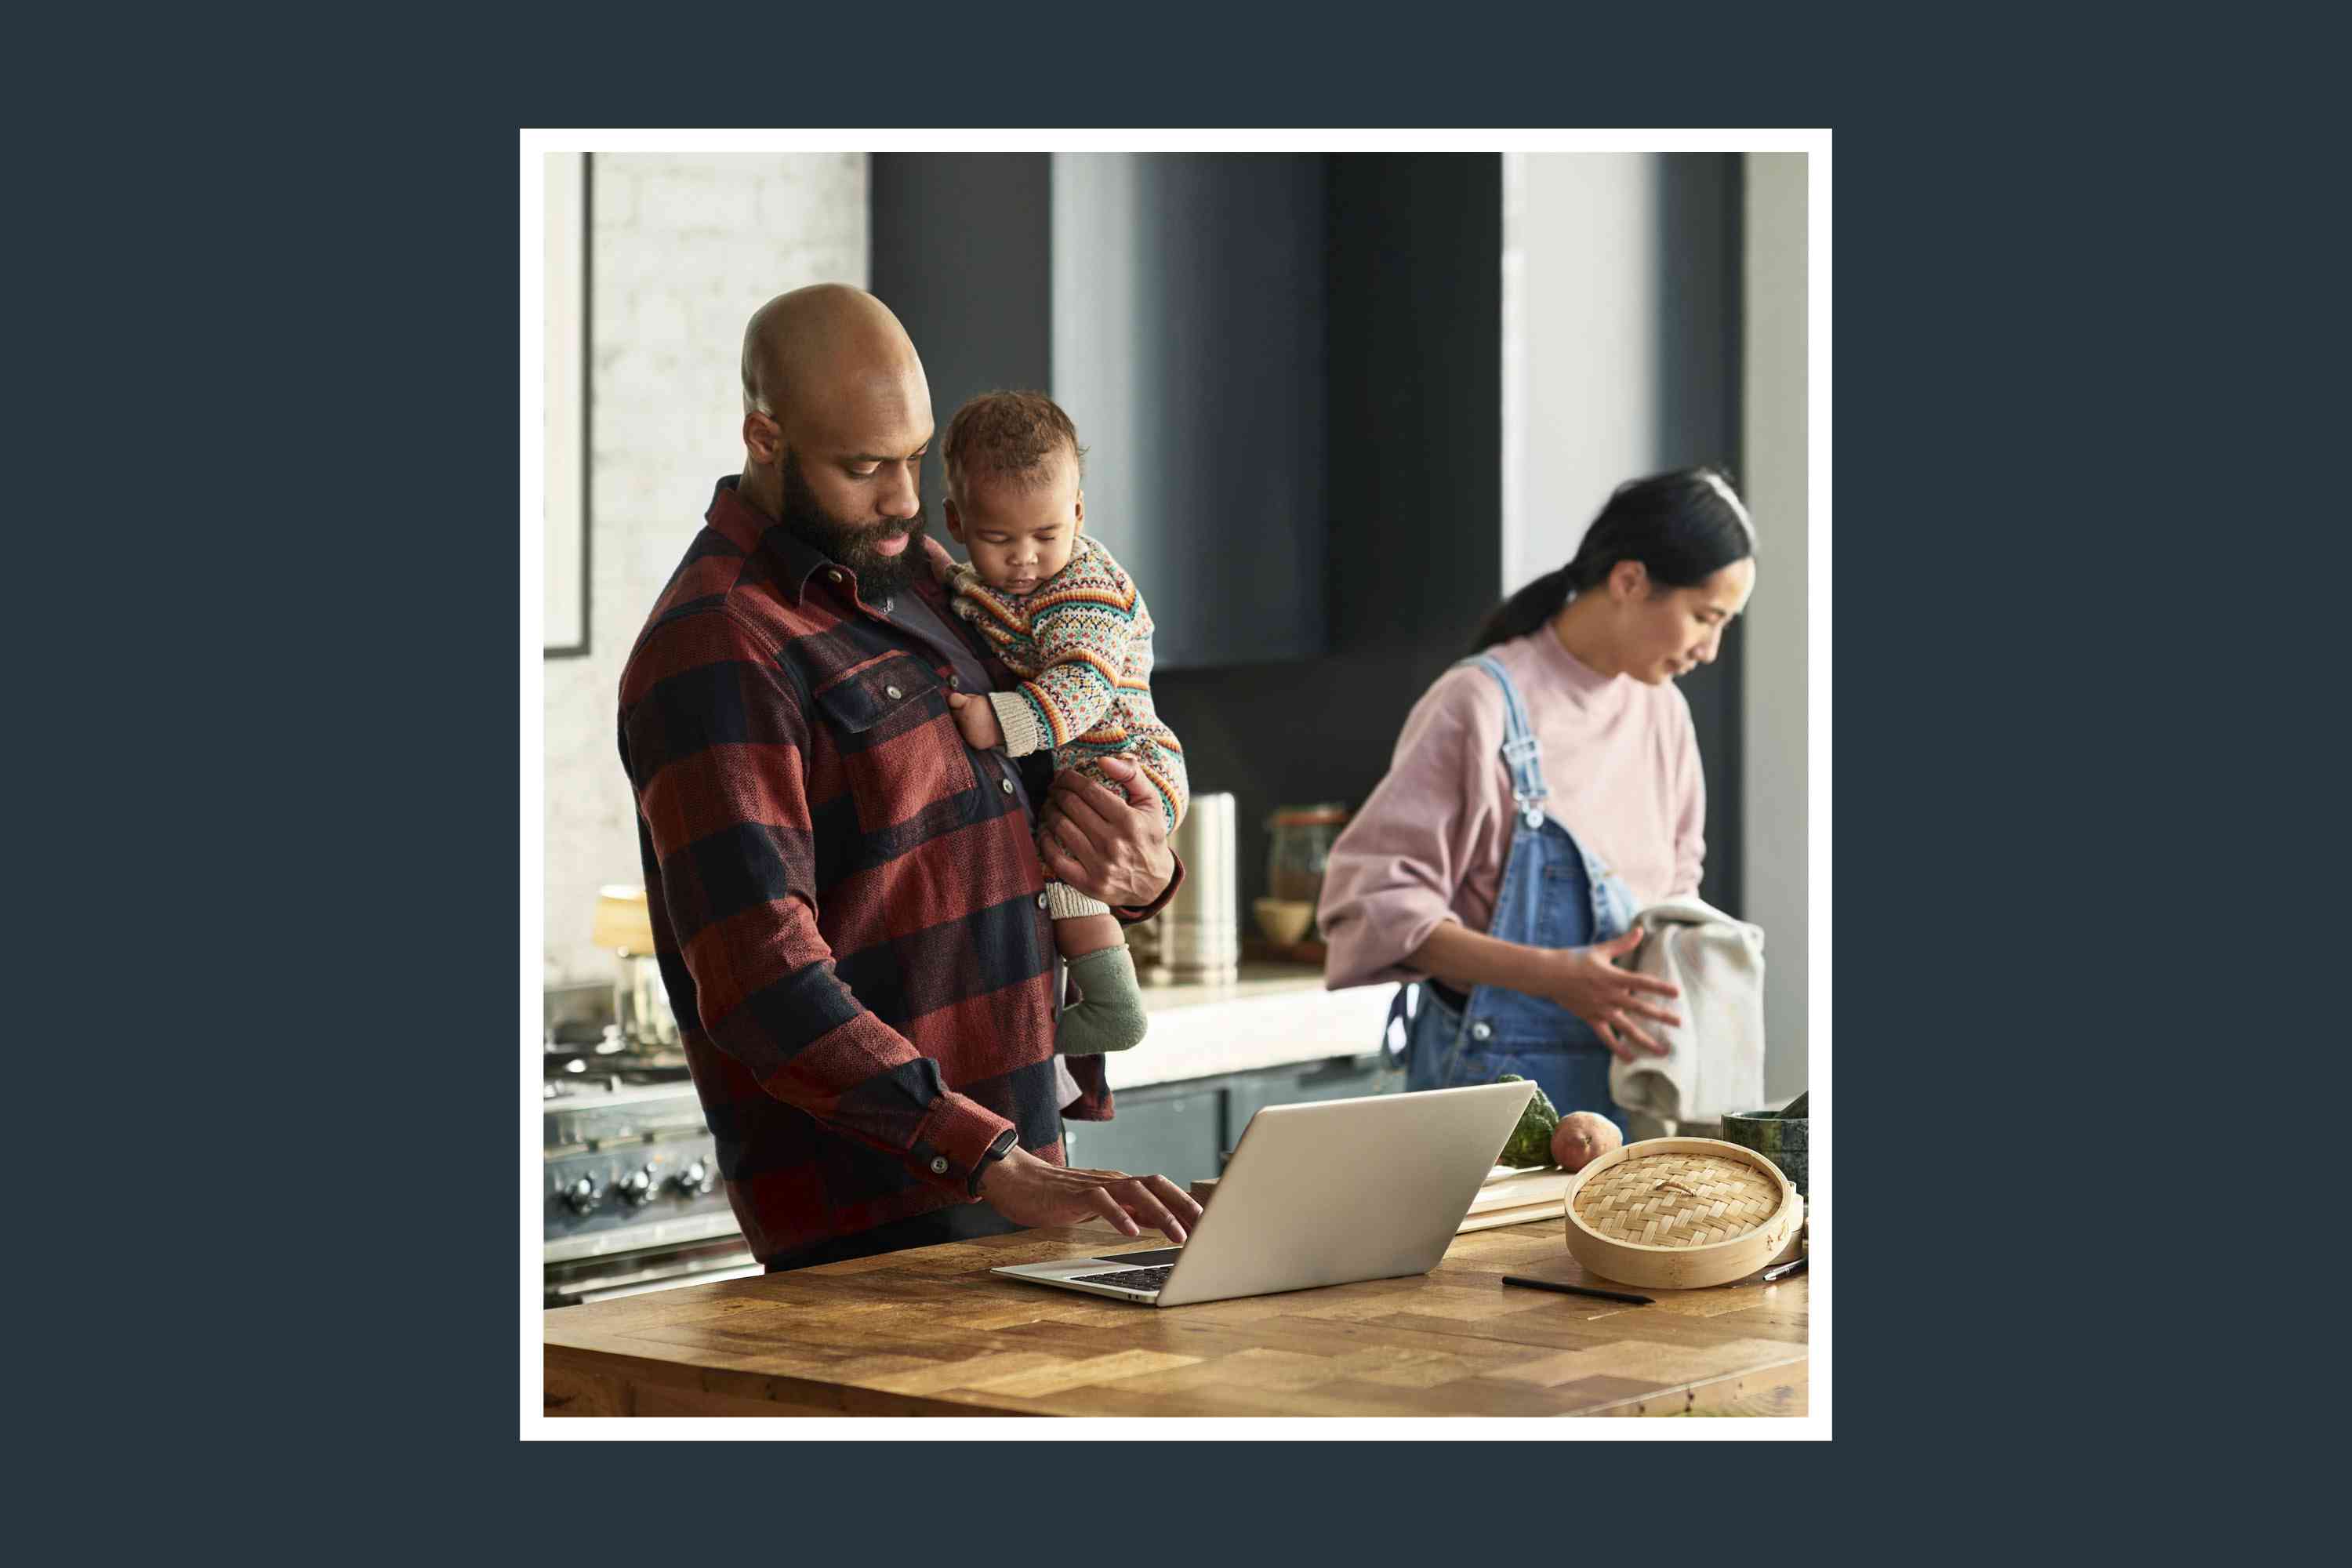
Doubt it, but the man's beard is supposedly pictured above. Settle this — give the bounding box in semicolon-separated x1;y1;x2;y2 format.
777;449;929;598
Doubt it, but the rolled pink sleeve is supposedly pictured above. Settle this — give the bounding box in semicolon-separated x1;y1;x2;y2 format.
1318;670;1504;989
1671;698;1705;897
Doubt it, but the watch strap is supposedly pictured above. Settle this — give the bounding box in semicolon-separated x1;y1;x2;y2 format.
970;1127;1020;1196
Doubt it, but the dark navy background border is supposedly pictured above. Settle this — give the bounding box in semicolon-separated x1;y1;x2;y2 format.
159;32;2217;1505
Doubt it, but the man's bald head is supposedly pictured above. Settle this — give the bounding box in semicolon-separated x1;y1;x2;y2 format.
732;285;935;595
739;284;922;422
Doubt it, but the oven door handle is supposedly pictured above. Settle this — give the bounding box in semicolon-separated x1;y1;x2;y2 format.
568;1259;762;1306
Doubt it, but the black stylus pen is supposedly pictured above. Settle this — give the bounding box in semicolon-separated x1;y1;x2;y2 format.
1500;1274;1653;1305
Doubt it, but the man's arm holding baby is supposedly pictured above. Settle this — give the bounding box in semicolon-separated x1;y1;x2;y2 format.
1042;757;1180;915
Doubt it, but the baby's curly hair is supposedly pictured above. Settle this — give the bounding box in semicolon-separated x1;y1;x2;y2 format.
942;390;1087;502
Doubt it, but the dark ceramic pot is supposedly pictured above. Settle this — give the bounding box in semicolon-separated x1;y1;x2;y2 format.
1720;1110;1808;1198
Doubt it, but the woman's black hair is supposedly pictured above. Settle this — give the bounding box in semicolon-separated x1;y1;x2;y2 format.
1470;467;1755;654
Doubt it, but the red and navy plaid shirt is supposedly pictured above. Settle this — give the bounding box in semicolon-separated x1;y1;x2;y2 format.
619;477;1178;1261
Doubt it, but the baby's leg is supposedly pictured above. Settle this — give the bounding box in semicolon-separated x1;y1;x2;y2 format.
1057;933;1148;1054
1038;810;1148;1054
1057;911;1123;959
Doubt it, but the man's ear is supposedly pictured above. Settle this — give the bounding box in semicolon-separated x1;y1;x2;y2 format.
942;497;966;543
742;412;782;466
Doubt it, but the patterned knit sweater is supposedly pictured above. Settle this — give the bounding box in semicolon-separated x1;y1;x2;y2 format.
946;535;1189;832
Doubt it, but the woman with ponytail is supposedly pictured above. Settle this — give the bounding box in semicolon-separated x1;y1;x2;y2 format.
1318;469;1758;1127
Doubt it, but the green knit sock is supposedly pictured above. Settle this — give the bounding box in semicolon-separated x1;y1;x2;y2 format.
1058;944;1149;1054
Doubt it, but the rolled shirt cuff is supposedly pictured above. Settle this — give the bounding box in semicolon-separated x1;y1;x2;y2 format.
1320;909;1459;990
991;690;1051;757
907;1091;1017;1196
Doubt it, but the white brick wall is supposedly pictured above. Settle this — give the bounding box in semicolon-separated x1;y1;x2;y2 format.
543;152;868;985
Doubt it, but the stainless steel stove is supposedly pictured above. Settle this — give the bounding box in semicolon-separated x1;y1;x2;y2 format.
542;1051;757;1306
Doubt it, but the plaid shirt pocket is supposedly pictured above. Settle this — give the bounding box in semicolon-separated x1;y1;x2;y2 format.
809;652;981;836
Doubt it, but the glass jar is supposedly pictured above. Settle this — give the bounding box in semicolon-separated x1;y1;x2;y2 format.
1265;803;1349;908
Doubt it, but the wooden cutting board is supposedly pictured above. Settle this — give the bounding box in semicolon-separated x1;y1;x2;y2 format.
1456;1200;1566;1233
1189;1164;1572;1235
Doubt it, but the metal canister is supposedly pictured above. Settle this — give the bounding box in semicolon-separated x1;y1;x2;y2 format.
1159;792;1238;983
614;952;681;1047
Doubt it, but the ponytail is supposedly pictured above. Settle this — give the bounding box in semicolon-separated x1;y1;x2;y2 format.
1469;565;1576;654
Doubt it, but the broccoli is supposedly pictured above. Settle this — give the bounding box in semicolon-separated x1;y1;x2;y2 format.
1494;1073;1561;1167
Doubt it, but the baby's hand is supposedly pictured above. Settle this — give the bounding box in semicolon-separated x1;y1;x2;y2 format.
920;533;959;586
946;691;1005;751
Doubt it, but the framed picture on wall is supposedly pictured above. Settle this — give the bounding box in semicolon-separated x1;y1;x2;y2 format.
544;152;590;658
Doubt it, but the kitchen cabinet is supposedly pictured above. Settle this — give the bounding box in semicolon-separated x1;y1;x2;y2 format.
1064;1079;1229;1190
1064;1050;1405;1189
872;152;1327;670
1060;963;1405;1187
1224;1051;1403;1129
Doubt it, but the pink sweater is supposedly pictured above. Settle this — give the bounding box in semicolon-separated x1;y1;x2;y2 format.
1318;627;1704;990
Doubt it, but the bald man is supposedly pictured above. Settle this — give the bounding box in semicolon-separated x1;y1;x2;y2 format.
617;285;1201;1272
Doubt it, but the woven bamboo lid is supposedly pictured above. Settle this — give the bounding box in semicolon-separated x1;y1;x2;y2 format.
1564;1138;1802;1290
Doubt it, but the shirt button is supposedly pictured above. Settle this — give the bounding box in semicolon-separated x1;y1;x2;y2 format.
929;1156;949;1174
885;685;902;700
829;570;845;584
882;597;895;613
1471;1022;1493;1040
1000;778;1014;795
946;674;960;689
1036;893;1049;909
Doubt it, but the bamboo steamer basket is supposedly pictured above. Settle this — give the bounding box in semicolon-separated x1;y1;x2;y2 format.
1563;1138;1805;1290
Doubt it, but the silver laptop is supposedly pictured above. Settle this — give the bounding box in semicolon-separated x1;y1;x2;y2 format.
989;1080;1535;1308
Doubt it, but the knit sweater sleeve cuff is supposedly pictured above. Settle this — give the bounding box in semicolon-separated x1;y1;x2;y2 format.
990;689;1051;757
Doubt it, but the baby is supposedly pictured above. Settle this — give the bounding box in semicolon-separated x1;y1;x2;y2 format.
925;390;1189;1056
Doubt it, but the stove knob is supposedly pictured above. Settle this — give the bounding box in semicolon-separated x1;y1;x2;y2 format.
563;1177;598;1214
673;1159;713;1196
618;1167;658;1207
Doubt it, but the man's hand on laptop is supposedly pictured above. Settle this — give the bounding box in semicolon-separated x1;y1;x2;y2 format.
979;1148;1203;1244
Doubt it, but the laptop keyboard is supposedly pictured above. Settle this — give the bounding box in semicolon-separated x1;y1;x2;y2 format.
1069;1265;1174;1292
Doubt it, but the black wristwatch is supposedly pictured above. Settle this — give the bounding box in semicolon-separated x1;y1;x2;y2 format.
970;1127;1020;1196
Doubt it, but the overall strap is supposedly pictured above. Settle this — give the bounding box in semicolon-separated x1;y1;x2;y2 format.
1459;655;1551;829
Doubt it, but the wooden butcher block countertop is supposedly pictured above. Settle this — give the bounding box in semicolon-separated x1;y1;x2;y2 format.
543;1219;1809;1418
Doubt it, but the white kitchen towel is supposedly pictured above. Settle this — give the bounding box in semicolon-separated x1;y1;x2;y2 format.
1608;895;1766;1124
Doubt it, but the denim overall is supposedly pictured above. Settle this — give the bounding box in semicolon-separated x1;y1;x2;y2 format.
1384;655;1642;1124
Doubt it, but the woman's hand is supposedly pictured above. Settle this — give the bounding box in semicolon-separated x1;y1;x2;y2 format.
977;1146;1203;1243
1523;927;1683;1062
946;691;1004;750
1040;756;1176;909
